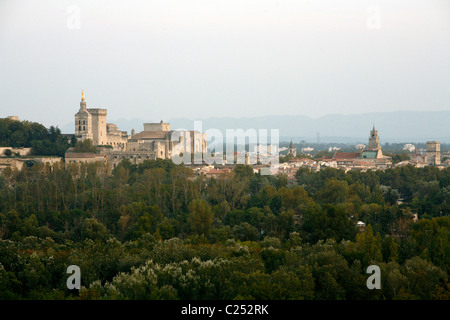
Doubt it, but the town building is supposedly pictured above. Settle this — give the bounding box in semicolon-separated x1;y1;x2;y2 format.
0;147;32;157
74;91;128;149
72;91;207;168
330;126;392;170
0;156;62;172
287;141;297;157
426;141;441;166
64;150;108;165
0;134;61;173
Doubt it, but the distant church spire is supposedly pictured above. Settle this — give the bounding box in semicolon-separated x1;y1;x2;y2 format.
368;126;381;150
288;140;297;157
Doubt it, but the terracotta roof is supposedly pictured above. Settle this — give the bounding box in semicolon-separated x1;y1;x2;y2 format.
334;152;360;160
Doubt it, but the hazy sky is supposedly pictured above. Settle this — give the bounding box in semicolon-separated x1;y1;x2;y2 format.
0;0;449;130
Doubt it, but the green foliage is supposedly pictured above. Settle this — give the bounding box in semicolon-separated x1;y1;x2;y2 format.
410;217;450;270
4;149;12;157
0;159;448;300
389;152;411;164
188;199;214;237
403;257;447;299
302;205;357;243
0;118;69;156
73;139;96;153
355;225;383;264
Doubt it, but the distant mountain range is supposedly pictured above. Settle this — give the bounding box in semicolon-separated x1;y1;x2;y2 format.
61;111;450;143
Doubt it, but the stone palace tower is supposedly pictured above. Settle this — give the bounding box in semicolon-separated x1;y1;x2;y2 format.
74;91;128;149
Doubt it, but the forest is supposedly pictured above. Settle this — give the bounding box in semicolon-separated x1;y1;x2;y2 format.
0;159;449;300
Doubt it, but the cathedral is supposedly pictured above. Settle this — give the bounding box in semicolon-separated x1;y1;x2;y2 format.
74;91;128;149
360;126;386;159
74;91;206;166
331;126;392;170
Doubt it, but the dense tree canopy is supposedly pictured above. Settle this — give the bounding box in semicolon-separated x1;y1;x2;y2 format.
0;159;448;300
0;118;72;156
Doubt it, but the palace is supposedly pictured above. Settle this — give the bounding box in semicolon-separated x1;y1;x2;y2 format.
72;91;207;167
74;91;128;149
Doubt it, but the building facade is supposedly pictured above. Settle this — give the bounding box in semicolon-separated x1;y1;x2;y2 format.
73;91;207;167
426;141;441;166
331;126;392;170
74;91;128;149
287;141;297;157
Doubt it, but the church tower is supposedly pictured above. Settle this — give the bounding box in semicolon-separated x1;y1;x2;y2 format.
75;91;93;142
368;126;381;151
287;140;297;157
426;141;441;166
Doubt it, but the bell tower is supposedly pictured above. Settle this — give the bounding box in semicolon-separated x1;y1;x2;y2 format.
287;140;297;157
74;90;93;142
368;126;381;151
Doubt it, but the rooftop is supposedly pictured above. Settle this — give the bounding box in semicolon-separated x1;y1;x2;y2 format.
333;152;360;160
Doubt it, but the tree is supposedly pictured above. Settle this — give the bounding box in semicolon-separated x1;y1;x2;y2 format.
316;179;349;204
70;135;77;147
79;218;109;240
355;225;383;264
260;247;286;273
233;165;254;180
379;262;408;299
10;131;26;147
382;236;399;263
410;217;450;269
3;149;12;157
73;139;96;153
188;199;213;236
232;222;259;242
302;205;357;243
3;210;21;238
403;257;448;299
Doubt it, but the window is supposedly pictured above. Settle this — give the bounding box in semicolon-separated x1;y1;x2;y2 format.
83;126;85;130
79;126;81;131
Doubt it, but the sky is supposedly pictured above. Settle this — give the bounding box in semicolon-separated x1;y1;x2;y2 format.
0;0;449;130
